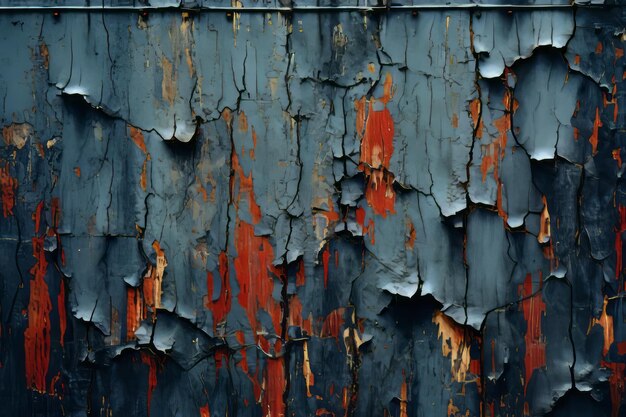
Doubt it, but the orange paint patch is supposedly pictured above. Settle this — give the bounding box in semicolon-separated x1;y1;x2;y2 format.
24;202;52;393
591;297;614;357
140;158;149;191
199;404;210;417
129;126;148;154
589;107;603;154
39;43;49;69
73;167;81;177
469;98;483;139
400;372;408;417
0;163;17;217
433;311;471;383
238;111;249;132
451;113;459;128
538;196;551;244
519;274;546;393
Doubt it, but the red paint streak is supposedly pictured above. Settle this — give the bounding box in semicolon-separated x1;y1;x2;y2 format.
0;162;17;218
231;151;262;224
589;107;602;154
262;359;286;417
24;202;52;393
596;41;604;54
141;352;158;417
126;287;144;341
322;246;330;289
316;409;335;416
603;360;626;417
206;251;231;329
199;404;210;417
356;73;395;170
57;280;66;348
320;308;345;340
234;220;284;346
355;73;397;218
362;167;396;217
519;274;546;393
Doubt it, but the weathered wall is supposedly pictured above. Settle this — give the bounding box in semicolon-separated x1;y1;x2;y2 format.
1;2;626;416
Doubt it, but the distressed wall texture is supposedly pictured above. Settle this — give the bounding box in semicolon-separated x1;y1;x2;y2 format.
1;2;626;416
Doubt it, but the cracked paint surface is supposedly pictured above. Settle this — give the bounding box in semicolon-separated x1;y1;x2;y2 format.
1;2;626;417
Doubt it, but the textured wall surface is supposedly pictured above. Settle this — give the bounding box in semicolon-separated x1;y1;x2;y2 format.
1;2;626;416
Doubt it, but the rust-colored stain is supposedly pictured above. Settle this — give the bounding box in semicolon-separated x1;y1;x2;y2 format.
24;202;52;393
480;91;512;183
39;42;49;69
161;56;177;106
519;273;546;393
129;126;148;153
0;162;17;217
589;106;603;154
126;287;145;340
